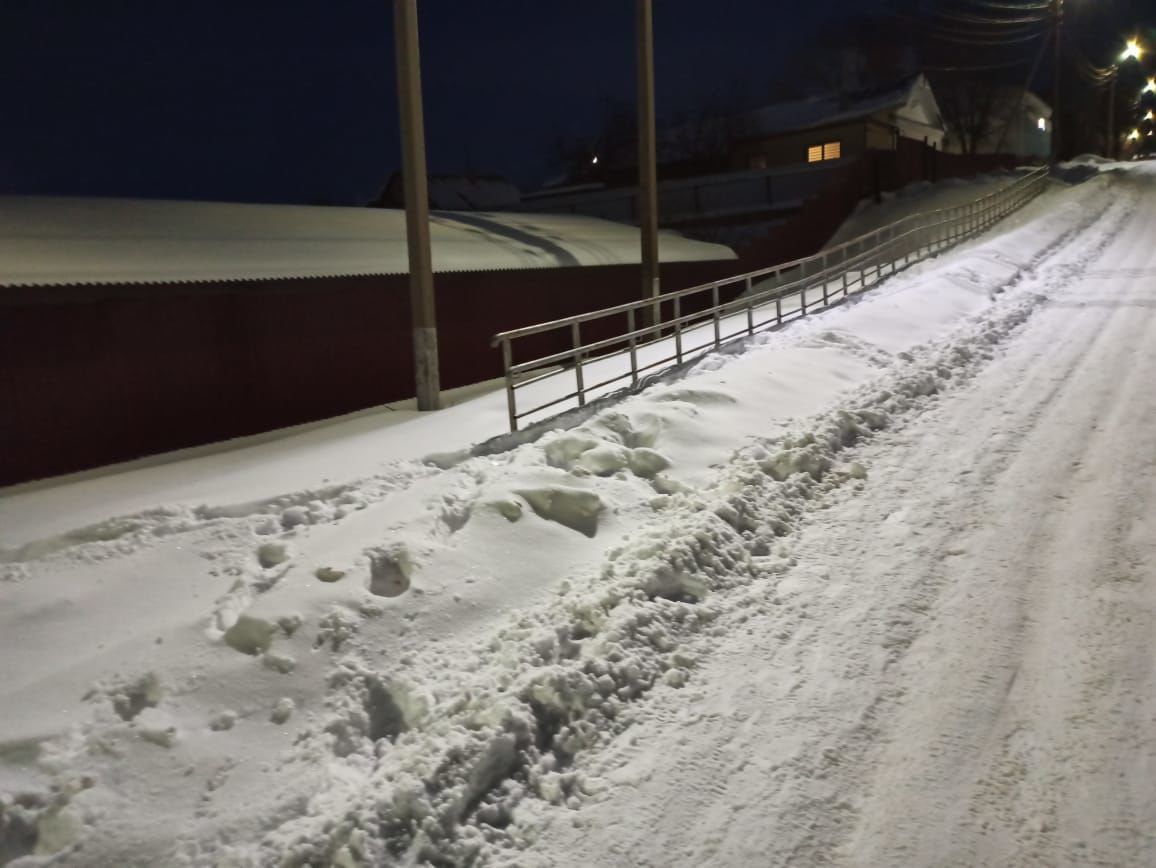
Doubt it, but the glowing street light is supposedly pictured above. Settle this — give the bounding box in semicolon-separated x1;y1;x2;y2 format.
1128;128;1142;142
1145;78;1156;95
1146;110;1155;122
1121;38;1144;62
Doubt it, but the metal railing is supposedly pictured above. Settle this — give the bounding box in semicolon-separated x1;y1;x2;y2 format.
492;166;1050;432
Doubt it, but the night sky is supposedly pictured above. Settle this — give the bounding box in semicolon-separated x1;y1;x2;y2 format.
0;0;1148;205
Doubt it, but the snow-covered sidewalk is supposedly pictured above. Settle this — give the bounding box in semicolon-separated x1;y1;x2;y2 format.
2;163;1153;867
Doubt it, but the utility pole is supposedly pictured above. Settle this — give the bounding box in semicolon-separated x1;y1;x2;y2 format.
636;0;660;327
394;0;440;410
1052;0;1063;163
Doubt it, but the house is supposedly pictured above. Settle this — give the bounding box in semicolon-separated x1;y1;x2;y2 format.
0;197;736;485
730;74;947;172
941;88;1052;160
516;75;949;237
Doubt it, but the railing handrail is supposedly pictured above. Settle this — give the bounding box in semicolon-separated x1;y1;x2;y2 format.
491;165;1050;431
493;166;1047;346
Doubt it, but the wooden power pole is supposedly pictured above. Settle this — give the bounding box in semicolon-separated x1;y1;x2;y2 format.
636;0;660;326
394;0;440;411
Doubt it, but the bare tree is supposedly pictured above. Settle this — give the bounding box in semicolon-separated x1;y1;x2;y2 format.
934;74;1003;155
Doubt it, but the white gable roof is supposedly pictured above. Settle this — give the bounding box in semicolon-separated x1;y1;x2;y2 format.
0;196;735;288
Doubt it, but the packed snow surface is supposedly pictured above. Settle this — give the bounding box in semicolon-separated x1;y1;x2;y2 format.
3;162;1156;868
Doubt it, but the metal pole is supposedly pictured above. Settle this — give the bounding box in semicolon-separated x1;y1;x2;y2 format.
637;0;660;327
1052;0;1062;163
1107;72;1117;160
394;0;440;410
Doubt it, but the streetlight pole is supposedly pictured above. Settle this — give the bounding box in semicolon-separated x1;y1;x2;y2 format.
394;0;440;411
636;0;660;327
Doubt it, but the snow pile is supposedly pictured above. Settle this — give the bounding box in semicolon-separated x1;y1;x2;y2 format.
825;170;1031;249
0;169;1132;866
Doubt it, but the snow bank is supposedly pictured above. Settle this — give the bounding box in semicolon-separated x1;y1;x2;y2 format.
825;170;1030;249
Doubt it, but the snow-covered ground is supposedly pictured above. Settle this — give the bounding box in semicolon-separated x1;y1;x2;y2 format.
824;169;1031;249
3;161;1155;868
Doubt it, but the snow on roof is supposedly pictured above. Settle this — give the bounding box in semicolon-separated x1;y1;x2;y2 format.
0;196;735;288
742;74;928;138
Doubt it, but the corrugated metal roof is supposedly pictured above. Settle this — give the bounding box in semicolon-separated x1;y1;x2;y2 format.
0;196;735;288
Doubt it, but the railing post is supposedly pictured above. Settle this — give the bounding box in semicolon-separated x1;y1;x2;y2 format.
627;307;639;387
571;321;586;407
745;277;755;335
501;338;518;432
712;284;721;348
821;251;830;305
673;295;683;364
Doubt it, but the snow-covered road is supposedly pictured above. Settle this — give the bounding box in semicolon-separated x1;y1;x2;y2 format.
3;162;1155;868
530;165;1156;868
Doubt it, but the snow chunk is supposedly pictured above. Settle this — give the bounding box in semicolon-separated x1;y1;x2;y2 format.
270;698;296;725
516;486;605;538
135;708;179;747
256;541;291;569
365;543;412;598
223;614;277;656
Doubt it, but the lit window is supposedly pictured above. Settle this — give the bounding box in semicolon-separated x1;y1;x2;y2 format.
1038;117;1046;131
807;142;841;163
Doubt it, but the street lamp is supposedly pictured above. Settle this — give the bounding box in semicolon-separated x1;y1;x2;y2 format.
1105;40;1146;160
1145;78;1156;95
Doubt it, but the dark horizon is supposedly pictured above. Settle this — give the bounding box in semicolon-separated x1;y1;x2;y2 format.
0;0;1148;206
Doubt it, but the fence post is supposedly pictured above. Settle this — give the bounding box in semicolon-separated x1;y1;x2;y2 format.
627;307;639;387
571;321;586;407
673;295;683;364
745;277;754;334
712;284;721;348
502;338;518;432
821;251;830;305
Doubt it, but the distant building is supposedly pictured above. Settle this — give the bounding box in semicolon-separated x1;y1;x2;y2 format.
729;74;946;172
941;88;1052;160
373;173;521;211
515;75;949;234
